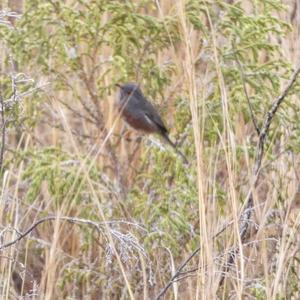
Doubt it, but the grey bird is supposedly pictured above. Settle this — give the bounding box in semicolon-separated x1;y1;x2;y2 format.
116;83;188;164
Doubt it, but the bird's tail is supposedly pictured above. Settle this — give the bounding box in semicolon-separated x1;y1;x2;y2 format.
162;133;189;165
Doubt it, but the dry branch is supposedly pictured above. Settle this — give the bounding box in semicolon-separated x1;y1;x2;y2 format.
0;216;146;252
156;64;300;299
220;64;300;285
233;43;260;136
155;220;234;299
0;90;6;170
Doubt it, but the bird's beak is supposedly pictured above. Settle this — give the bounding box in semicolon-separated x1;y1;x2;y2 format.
115;83;122;88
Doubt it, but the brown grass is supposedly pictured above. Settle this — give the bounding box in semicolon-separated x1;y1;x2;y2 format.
0;0;300;299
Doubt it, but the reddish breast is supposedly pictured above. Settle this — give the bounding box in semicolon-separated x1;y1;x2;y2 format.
122;109;156;133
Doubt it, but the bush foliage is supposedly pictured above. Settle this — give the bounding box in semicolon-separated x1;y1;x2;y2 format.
0;0;300;298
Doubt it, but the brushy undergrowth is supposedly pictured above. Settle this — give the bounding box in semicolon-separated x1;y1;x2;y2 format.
0;0;300;299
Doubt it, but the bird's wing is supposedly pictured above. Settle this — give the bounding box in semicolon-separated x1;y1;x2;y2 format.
142;100;168;134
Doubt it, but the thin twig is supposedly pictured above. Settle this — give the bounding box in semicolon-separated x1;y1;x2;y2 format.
155;247;200;300
219;64;300;286
0;215;147;251
0;89;6;170
0;216;103;250
232;42;260;135
155;64;300;299
155;220;234;299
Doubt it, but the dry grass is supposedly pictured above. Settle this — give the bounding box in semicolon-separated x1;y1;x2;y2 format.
0;0;300;299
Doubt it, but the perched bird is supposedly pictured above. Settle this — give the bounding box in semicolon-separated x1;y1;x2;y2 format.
116;83;188;164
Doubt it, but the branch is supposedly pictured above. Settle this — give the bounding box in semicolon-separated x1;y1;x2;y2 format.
155;64;300;299
155;220;233;299
0;216;146;251
0;216;100;250
0;89;6;170
233;45;260;135
219;63;300;286
155;247;200;300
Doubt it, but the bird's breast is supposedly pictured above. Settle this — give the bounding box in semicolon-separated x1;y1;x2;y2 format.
121;109;156;133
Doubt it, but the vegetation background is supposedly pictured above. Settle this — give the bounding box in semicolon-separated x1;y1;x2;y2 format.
0;0;300;299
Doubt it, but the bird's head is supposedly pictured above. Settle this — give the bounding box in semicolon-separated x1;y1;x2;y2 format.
116;83;143;101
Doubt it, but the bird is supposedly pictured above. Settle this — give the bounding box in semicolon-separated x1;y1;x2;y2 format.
115;83;188;164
